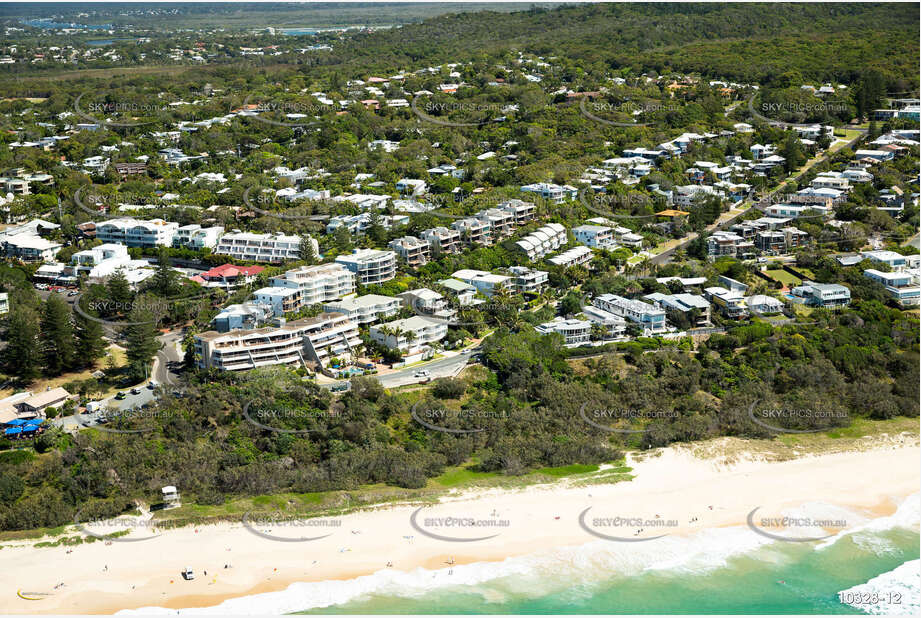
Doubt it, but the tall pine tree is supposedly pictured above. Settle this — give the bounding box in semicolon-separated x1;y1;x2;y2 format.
151;248;179;296
124;306;160;382
2;303;42;380
74;305;108;370
39;294;75;375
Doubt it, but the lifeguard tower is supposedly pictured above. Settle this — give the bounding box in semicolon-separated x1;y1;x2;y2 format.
161;485;181;509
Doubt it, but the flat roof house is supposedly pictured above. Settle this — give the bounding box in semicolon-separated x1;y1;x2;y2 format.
253;286;302;315
592;294;667;335
791;281;851;308
505;266;549;294
535;317;592;345
864;269;920;307
452;269;512;297
573;224;616;250
324;294;401;324
644;292;712;327
369;315;448;357
389;236;431;268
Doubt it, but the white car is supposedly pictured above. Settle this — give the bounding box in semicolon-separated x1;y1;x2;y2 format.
413;370;430;378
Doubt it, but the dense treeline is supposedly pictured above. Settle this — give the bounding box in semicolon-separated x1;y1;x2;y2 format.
2;284;916;531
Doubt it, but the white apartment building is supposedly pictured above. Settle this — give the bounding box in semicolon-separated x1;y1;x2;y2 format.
215;231;315;263
452;217;493;246
397;288;454;319
172;224;225;249
70;243;133;277
335;249;397;285
95;217;178;247
582;305;628;338
369;315;448;354
515;223;567;261
270;263;356;305
475;208;514;238
535;317;592;345
572;224;616;250
324;294;401;324
520;182;577;204
194;313;361;371
547;245;594;268
506;266;548;294
497;199;536;225
452;269;512;297
423;227;462;254
1;234;62;262
593;294;667;334
389;235;431;267
253;286;301;315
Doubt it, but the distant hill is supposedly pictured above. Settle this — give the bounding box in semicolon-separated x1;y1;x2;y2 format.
327;3;918;88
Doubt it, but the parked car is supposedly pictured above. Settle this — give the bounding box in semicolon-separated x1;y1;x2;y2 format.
181;567;195;581
130;387;141;395
115;391;127;400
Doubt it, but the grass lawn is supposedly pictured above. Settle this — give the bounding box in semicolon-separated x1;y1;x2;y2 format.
0;345;128;400
765;269;801;287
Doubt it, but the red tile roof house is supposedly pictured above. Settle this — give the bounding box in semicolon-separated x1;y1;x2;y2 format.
191;264;264;289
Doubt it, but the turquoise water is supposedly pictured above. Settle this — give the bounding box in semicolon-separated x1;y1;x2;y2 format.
302;529;918;614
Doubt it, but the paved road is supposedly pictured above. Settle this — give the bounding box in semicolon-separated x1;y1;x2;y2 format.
321;349;477;390
51;330;184;433
154;330;185;387
648;132;867;266
376;351;474;388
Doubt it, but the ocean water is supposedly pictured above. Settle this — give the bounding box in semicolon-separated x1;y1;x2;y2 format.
121;495;920;615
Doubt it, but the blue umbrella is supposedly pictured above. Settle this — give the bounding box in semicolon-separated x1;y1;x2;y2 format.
3;427;22;435
5;419;27;426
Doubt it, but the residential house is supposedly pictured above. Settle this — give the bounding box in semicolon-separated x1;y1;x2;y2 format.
863;269;920;306
547;245;594;268
535;317;592;345
515;223;567;260
192;263;264;290
573;224;616;250
791;281;851;307
505;266;549;294
324;294;401;324
389;236;431;267
704;286;749;318
172;224;224;249
451;269;511;297
644;292;712;327
592;294;667;334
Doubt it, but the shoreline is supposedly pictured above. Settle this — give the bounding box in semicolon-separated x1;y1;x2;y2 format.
1;438;918;615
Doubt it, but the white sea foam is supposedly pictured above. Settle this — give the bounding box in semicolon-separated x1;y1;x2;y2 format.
816;493;921;551
117;526;776;615
118;494;921;615
837;559;920;615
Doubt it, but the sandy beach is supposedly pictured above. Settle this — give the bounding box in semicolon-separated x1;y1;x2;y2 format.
1;437;918;615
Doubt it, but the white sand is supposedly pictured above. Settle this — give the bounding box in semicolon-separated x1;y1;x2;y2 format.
1;441;918;614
